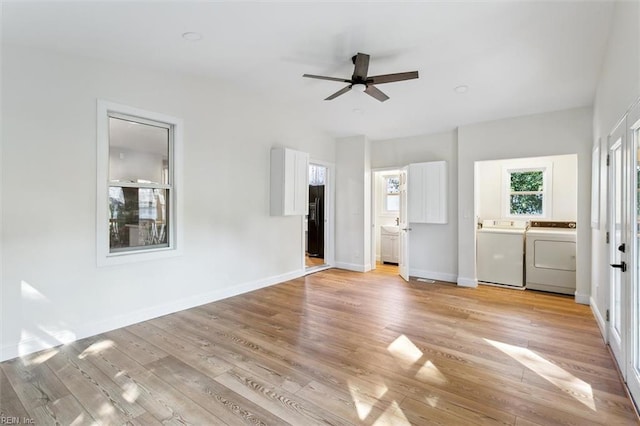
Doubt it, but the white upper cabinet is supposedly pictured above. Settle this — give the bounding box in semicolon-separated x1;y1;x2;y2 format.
270;147;309;216
408;161;447;224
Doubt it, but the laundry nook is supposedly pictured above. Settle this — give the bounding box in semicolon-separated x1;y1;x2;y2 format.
475;155;578;295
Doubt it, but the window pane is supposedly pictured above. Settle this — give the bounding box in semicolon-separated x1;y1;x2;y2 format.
510;194;543;215
386;176;400;194
386;194;400;211
309;164;326;185
510;171;543;192
109;117;169;184
109;187;169;251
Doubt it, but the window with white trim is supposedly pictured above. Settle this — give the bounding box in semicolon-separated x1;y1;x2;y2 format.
383;175;400;213
97;101;182;265
503;165;552;218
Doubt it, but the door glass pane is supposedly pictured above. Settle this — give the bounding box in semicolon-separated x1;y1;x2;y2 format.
614;147;623;335
109;187;169;251
109;117;169;184
636;136;640;372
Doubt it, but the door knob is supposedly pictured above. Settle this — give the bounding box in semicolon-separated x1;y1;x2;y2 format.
611;262;627;272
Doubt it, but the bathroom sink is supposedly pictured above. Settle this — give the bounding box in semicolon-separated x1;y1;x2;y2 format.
381;225;400;234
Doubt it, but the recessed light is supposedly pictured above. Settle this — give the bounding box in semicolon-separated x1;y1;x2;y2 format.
352;108;363;114
454;85;469;94
182;32;202;41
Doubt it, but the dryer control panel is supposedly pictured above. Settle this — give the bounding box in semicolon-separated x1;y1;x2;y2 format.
529;221;576;229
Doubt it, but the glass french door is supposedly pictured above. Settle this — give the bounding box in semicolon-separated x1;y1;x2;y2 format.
608;125;626;370
609;99;640;405
627;102;640;402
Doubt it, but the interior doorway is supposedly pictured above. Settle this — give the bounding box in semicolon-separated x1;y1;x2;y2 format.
305;163;331;272
371;169;401;275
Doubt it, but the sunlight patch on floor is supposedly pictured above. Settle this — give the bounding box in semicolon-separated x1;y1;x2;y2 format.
78;339;114;359
425;395;439;407
347;379;389;420
22;348;59;366
98;401;115;417
372;400;412;426
122;382;140;403
387;334;448;385
387;334;423;368
484;338;596;410
70;413;86;426
415;360;447;385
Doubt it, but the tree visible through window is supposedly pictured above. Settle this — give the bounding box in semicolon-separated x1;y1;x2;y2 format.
385;175;400;212
510;170;544;215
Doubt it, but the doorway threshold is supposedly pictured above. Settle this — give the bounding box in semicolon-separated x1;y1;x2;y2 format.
478;281;526;291
305;264;332;275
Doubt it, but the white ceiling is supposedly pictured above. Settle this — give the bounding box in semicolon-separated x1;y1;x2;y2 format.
2;1;614;140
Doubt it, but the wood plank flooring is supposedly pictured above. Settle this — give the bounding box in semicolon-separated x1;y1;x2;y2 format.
1;265;638;425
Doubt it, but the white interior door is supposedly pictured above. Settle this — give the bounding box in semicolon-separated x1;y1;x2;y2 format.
609;123;627;373
399;167;410;281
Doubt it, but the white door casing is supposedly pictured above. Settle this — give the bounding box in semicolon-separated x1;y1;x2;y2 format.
399;167;410;281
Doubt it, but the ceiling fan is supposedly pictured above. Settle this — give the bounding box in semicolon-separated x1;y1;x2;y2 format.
303;52;419;102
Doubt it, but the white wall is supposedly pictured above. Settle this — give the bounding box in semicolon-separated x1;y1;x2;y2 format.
591;0;640;334
476;154;578;222
1;44;336;361
371;131;458;282
335;135;372;272
457;107;593;303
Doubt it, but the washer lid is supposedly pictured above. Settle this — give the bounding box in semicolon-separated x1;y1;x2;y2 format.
478;227;526;235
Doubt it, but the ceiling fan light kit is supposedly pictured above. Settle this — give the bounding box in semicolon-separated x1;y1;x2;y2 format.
303;52;419;102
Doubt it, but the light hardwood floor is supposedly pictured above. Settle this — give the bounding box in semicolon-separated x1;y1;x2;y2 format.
1;266;638;425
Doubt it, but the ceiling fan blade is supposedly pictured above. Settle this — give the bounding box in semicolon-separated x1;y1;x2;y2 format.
352;53;370;80
364;85;389;102
325;85;352;100
369;71;419;85
303;74;351;83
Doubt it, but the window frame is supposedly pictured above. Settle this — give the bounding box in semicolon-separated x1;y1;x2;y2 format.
97;100;183;266
502;164;553;219
382;174;400;216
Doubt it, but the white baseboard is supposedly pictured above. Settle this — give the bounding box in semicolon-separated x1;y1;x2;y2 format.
334;262;367;272
0;268;306;362
590;296;608;343
574;292;590;305
457;276;478;288
410;268;456;284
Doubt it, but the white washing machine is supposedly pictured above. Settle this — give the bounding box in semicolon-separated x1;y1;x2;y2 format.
477;220;528;287
526;221;576;295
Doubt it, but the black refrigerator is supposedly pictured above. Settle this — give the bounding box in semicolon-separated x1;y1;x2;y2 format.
307;185;324;258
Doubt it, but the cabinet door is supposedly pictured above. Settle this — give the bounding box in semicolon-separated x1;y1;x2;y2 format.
408;161;447;224
391;235;399;263
270;147;309;216
381;235;392;261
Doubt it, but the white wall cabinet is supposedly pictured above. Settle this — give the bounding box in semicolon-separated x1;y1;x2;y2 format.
408;161;447;224
270;147;309;216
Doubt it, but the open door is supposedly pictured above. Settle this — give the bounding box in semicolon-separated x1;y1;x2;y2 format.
399;166;410;281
